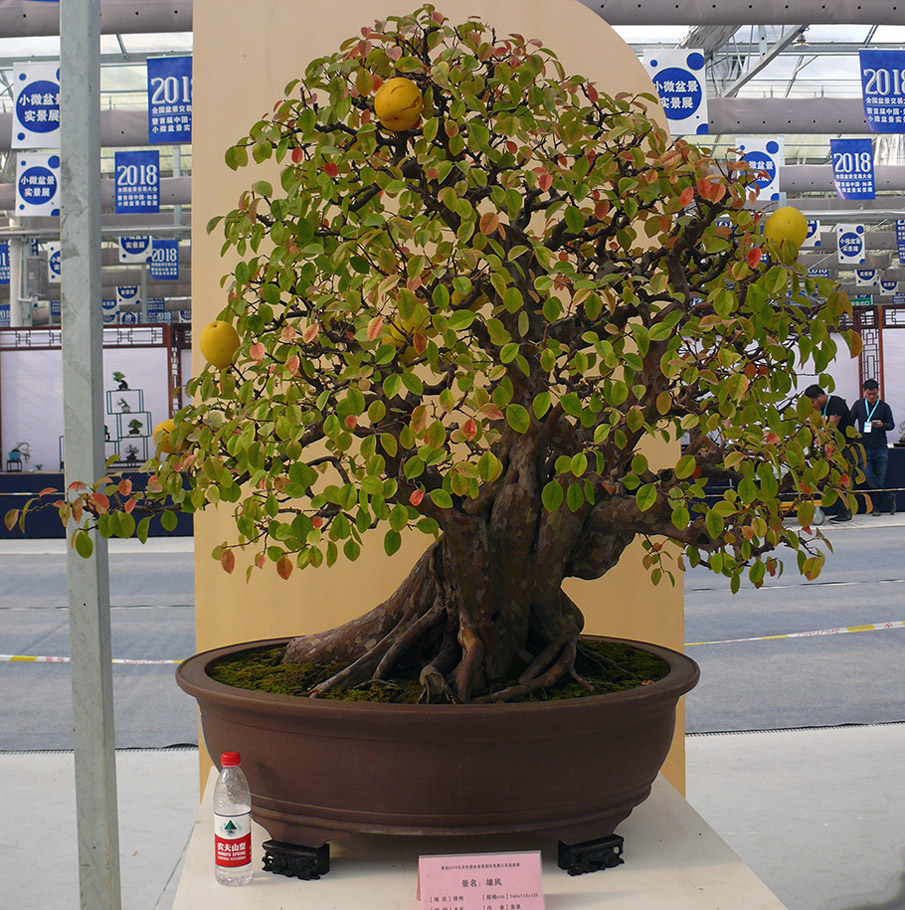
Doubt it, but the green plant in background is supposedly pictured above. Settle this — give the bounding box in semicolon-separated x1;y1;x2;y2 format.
9;6;859;703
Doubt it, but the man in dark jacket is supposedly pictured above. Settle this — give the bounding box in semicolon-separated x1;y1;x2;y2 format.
850;379;896;515
805;384;856;522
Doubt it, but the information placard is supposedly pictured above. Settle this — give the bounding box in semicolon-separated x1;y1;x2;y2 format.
47;241;61;284
417;851;544;910
147;56;192;143
644;49;709;135
735;137;783;202
16;152;61;216
12;62;60;149
802;219;821;248
115;151;159;214
0;242;9;284
150;239;179;280
119;235;153;264
830;138;875;200
897;219;905;266
836;223;866;266
860;49;905;132
856;269;877;287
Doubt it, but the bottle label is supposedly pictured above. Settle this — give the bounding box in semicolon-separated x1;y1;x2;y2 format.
214;812;252;868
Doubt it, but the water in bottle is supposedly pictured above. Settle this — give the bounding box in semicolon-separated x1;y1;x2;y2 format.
213;751;254;885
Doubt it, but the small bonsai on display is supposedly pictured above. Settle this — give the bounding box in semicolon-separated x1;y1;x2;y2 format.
127;418;144;436
113;371;129;390
11;7;858;704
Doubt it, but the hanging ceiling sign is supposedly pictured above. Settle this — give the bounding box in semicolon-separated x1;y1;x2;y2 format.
896;220;905;265
830;138;875;200
836;224;866;266
102;298;119;324
146;297;166;313
855;269;878;286
116;286;142;310
880;279;899;297
46;241;61;284
150;239;179;280
644;49;709;135
147;56;192;144
802;220;821;248
0;243;9;284
808;268;830;279
179;310;192;323
15;152;61;216
120;311;139;325
735;137;783;202
115;150;159;214
860;49;905;132
12;62;60;149
850;294;873;307
119;235;153;264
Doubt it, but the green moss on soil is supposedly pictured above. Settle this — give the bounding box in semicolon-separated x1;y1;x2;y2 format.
208;639;670;704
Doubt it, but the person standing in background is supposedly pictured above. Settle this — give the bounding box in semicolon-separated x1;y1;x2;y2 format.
850;379;896;516
804;384;857;522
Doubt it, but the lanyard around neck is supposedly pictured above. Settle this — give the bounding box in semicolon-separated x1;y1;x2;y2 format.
864;399;880;424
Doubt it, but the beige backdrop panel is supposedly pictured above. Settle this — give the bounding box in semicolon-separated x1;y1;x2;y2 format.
193;0;688;788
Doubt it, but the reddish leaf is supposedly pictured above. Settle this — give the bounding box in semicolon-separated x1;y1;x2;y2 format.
586;84;599;103
291;147;304;164
538;172;553;192
280;325;297;342
90;493;110;514
594;200;610;220
255;553;266;569
367;315;384;342
124;498;136;514
680;186;695;207
302;322;319;344
344;415;358;430
479;403;505;421
764;432;781;446
324;161;339;178
311;515;324;529
117;479;133;497
747;247;762;268
479;212;500;235
409;489;424;506
39;487;58;497
286;355;299;376
68;481;88;492
463;419;477;440
412;331;428;355
276;556;293;580
221;549;236;575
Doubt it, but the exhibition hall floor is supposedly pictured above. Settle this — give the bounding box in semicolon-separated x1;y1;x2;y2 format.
2;521;905;909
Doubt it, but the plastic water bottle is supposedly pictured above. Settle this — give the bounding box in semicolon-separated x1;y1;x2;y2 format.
213;751;254;885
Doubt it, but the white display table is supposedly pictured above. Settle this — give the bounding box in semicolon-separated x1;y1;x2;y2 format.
174;770;786;909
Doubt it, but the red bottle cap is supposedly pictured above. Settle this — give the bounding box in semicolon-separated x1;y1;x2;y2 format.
221;751;241;766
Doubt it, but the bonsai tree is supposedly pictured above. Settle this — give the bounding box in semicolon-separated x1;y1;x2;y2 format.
13;6;858;703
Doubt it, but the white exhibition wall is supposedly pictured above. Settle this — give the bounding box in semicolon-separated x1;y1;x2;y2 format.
1;346;175;471
882;331;905;443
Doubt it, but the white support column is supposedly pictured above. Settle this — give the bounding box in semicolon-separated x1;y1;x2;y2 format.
60;1;122;909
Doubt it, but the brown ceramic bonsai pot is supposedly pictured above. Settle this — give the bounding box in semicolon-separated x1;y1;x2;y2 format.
176;635;699;849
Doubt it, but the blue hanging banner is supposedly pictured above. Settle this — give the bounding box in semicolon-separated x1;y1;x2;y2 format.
808;268;830;279
860;49;905;132
150;239;179;280
896;220;905;266
146;297;166;313
12;63;61;149
147;56;192;144
830;138;875;199
0;243;9;284
836;224;866;266
115;150;159;214
643;49;709;135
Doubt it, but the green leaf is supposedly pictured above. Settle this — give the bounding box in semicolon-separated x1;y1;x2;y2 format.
506;404;530;434
532;392;551;419
74;530;94;559
566;482;585;513
161;510;178;532
542;480;564;511
429;489;453;509
705;509;725;539
635;483;657;511
675;455;696;479
383;529;402;556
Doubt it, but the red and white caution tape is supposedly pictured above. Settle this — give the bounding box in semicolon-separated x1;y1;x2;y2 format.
686;620;905;647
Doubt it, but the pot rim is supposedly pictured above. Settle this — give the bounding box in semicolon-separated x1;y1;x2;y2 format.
176;634;699;716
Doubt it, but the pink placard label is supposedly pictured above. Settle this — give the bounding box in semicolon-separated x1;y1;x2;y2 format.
417;850;545;910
